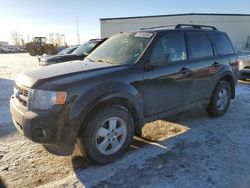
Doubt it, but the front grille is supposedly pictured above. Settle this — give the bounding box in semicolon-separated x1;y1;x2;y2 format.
14;84;30;108
15;85;29;97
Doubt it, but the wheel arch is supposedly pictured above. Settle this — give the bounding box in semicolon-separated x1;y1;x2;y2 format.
219;73;236;99
77;94;143;139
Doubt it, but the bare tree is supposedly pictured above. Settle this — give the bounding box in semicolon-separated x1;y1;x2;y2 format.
55;33;63;46
47;32;65;46
48;33;55;44
11;31;23;46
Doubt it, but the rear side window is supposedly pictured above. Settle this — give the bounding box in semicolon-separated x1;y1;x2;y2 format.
188;33;214;59
210;33;234;56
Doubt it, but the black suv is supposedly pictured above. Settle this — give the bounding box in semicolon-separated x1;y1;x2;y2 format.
10;24;239;164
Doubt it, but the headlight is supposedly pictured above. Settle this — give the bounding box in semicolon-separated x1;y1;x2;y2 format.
29;89;67;110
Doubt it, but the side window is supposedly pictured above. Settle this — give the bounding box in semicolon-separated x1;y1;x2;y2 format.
149;33;187;65
188;33;214;59
210;33;235;56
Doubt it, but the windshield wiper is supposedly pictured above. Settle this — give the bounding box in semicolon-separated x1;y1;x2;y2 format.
86;58;113;64
85;57;94;62
96;59;105;63
96;59;114;64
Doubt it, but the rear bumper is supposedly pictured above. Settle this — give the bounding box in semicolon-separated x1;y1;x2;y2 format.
239;69;250;79
10;96;75;155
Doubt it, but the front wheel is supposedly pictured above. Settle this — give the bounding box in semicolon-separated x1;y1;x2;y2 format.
45;48;53;55
77;105;134;164
206;80;231;117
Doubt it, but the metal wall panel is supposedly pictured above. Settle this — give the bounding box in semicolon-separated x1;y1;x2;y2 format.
100;15;250;50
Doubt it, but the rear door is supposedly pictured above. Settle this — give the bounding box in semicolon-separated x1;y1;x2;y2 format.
186;32;219;101
209;33;238;79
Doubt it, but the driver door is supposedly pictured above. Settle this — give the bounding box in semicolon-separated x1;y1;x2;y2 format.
143;32;194;117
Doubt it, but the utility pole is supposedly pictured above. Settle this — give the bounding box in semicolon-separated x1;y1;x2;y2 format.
62;34;66;46
76;16;80;44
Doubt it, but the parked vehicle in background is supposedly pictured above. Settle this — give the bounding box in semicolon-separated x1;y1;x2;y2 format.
238;54;250;80
0;46;26;53
38;45;79;63
25;37;57;56
10;24;239;164
38;39;106;66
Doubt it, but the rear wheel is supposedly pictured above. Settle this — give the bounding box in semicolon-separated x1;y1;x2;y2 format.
28;49;36;56
77;105;134;164
206;80;231;117
45;48;53;55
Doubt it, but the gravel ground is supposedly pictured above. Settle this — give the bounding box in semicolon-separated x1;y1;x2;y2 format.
0;53;250;188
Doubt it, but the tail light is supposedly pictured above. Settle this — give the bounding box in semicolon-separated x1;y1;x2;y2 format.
235;59;240;70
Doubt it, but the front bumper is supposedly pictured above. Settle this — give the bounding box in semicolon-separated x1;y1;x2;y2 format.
10;96;75;155
38;61;48;66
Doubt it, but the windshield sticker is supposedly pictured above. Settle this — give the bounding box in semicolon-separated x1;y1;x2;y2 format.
134;32;153;38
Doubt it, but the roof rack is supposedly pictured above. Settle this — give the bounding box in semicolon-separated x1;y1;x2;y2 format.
140;25;176;30
175;24;217;30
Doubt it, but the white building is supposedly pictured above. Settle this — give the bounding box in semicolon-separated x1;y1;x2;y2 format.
100;13;250;51
0;41;8;47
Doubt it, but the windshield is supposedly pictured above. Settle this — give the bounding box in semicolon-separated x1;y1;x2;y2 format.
87;32;154;65
58;47;72;55
72;41;99;55
58;46;77;55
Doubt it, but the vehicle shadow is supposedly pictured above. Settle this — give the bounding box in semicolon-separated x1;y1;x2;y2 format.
0;78;16;137
71;136;152;172
0;177;6;188
71;106;209;184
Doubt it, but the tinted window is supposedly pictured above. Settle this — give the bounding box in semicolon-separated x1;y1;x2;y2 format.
150;33;187;65
211;33;234;56
188;34;214;59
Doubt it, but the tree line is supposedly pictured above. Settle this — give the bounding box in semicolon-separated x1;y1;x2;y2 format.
11;31;66;46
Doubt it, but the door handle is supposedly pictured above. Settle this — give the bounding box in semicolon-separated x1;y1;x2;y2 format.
213;62;221;67
179;67;192;75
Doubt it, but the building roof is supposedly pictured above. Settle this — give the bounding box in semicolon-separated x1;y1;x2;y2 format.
100;13;250;21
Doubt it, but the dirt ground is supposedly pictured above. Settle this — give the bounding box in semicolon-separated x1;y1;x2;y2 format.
1;54;250;188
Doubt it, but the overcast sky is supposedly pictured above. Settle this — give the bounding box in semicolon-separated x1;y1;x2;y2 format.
0;0;249;45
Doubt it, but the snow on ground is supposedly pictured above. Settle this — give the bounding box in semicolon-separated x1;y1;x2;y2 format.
0;53;250;188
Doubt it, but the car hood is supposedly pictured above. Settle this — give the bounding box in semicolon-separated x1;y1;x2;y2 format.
16;60;115;88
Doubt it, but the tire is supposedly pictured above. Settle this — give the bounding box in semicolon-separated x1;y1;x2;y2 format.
29;49;36;56
206;80;231;117
37;50;44;56
77;105;134;164
45;48;53;55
